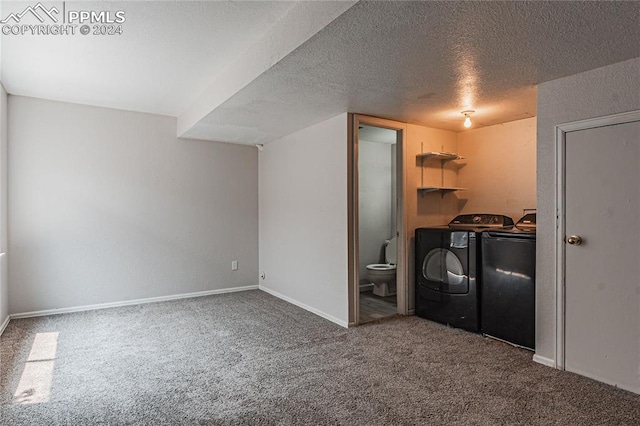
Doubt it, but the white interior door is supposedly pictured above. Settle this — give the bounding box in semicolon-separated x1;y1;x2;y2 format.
564;119;640;393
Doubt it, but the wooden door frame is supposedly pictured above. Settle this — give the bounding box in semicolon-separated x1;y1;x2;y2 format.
554;109;640;369
348;114;408;326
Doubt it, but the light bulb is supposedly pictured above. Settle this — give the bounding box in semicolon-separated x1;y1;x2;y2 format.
461;110;475;128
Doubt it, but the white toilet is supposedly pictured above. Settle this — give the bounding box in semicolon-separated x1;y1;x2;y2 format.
366;236;397;297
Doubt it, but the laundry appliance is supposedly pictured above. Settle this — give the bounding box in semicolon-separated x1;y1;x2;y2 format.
481;212;537;350
415;214;514;332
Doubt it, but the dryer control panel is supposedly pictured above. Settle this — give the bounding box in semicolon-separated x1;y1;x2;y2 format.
448;214;514;229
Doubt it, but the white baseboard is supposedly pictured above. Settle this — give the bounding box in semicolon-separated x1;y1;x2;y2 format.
10;285;259;320
259;285;348;328
0;315;9;336
533;354;556;368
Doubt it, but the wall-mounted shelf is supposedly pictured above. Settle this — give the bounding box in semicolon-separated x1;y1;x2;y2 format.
417;186;467;193
417;149;466;197
416;152;465;162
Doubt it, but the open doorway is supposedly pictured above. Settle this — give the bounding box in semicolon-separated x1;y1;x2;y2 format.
348;115;407;326
358;125;398;322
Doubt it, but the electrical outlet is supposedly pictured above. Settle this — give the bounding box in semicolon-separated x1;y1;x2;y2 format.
232;260;238;271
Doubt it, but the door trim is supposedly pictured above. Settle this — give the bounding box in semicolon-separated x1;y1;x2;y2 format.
348;114;408;326
555;109;640;370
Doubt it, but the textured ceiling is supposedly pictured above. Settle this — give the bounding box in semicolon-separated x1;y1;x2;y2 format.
184;0;640;143
2;1;640;144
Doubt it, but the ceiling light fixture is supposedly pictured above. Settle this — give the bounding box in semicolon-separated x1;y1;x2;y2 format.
462;110;475;128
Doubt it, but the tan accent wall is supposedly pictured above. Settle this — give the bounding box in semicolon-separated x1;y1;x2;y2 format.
405;124;458;310
457;117;537;221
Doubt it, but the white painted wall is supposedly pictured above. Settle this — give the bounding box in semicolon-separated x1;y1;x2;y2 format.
457;118;537;220
536;57;640;364
259;113;348;326
8;96;258;315
358;140;394;282
0;86;7;328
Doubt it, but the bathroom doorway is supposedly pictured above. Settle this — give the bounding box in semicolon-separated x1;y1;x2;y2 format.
348;115;407;325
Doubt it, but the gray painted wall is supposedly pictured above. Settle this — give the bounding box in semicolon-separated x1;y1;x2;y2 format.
536;57;640;362
0;86;7;326
259;113;348;326
8;96;258;314
358;140;395;282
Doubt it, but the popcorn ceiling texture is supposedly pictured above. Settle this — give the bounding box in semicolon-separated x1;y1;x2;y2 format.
190;1;640;143
3;2;639;144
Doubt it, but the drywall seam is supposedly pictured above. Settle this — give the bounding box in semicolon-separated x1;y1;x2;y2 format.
259;285;348;328
10;285;258;319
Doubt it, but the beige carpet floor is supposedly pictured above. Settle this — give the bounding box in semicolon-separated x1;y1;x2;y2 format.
1;290;639;425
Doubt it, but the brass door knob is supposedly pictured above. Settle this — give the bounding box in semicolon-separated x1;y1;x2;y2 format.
567;235;583;246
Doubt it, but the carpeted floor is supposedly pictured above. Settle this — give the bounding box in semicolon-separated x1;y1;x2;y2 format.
1;290;639;425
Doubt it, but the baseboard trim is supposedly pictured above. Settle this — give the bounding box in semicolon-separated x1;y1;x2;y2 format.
533;354;556;368
10;285;259;319
0;315;9;336
259;285;348;328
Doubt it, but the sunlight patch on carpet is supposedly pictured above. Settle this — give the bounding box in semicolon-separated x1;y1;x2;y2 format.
12;332;59;404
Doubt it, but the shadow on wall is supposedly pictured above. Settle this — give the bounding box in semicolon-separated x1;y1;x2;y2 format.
417;193;468;218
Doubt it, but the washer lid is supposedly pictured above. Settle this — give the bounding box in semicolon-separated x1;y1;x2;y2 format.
448;214;514;229
515;213;537;231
